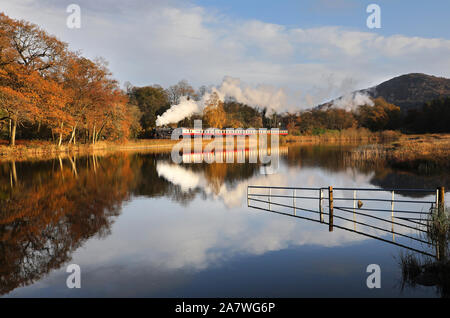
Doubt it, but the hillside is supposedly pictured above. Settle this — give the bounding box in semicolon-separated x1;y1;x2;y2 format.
319;73;450;111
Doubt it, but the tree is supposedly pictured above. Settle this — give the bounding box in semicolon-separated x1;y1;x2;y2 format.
203;92;227;128
0;13;137;145
324;109;356;130
0;13;68;145
223;101;264;128
59;55;132;144
357;97;401;131
63;56;111;144
35;73;69;146
128;85;169;135
84;75;129;144
0;64;40;146
404;97;450;133
166;80;195;105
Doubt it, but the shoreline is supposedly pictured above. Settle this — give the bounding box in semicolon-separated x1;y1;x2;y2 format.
0;140;178;162
0;138;278;161
1;133;449;171
346;134;450;173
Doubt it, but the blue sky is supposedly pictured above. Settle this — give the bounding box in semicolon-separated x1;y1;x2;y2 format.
2;0;450;111
196;0;450;38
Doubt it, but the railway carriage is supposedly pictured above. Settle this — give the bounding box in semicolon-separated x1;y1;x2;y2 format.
152;127;288;139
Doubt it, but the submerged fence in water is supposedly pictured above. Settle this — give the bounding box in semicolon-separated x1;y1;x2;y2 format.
247;185;447;259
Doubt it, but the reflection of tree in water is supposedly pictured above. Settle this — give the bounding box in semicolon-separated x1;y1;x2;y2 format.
283;145;354;172
189;162;259;195
284;144;450;197
282;144;450;296
0;151;263;295
399;206;450;298
4;147;446;296
371;171;450;198
130;155;200;206
0;154;135;296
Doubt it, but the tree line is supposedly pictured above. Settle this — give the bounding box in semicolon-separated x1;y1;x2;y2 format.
281;97;450;135
0;13;139;146
125;82;266;136
126;85;450;136
1;13;448;145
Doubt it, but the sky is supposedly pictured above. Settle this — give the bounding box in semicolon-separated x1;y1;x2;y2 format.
1;0;450;110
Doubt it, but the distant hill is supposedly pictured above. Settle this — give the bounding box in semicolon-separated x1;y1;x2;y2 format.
318;73;450;111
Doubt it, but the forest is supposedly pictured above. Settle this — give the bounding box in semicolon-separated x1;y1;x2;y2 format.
1;13;449;147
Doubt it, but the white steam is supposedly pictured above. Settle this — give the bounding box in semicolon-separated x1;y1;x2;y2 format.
156;76;287;126
156;96;201;126
331;91;374;111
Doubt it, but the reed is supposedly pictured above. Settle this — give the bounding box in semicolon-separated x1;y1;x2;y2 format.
347;134;450;172
0;139;178;161
281;128;401;144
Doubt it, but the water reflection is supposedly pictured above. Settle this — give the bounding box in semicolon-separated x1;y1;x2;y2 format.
0;145;448;297
0;154;131;295
399;204;450;297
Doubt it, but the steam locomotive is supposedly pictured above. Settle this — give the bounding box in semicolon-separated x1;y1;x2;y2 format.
150;127;288;139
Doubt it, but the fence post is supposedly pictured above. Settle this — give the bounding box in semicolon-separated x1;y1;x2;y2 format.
247;187;249;207
293;189;296;215
353;190;356;230
436;187;444;261
438;186;445;217
328;186;333;232
319;189;324;223
391;190;395;241
391;191;395;218
436;188;439;211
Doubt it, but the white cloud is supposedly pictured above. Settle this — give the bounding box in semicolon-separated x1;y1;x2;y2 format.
2;0;450;110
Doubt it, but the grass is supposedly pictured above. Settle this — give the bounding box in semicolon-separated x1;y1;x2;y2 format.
0;137;270;161
347;134;450;172
399;206;449;296
281;128;401;144
0;139;178;161
426;205;450;248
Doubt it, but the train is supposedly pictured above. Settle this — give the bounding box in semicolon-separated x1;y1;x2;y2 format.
150;127;288;139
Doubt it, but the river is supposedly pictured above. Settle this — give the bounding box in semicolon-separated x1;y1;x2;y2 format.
0;144;448;297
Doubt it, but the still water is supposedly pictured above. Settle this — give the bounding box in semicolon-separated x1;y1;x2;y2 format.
0;145;449;297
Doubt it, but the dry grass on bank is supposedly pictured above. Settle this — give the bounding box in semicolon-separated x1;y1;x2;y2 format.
347;134;450;172
0;137;261;161
0;139;178;161
281;128;401;144
0;135;299;161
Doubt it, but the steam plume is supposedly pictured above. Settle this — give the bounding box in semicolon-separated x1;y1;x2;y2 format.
331;91;374;111
156;76;287;126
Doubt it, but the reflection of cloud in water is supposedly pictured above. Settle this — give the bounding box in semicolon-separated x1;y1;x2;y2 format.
64;161;432;272
71;199;364;271
157;161;287;208
2;150;441;297
157;160;377;210
156;162;204;191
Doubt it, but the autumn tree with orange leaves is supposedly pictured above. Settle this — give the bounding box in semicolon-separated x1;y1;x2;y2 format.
203;92;227;129
0;13;136;146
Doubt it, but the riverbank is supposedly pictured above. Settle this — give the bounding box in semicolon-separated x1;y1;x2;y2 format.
346;134;450;173
281;128;401;144
0;137;267;161
0;139;179;161
2;133;450;172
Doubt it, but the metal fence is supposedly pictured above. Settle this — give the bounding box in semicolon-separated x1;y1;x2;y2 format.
247;185;446;258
